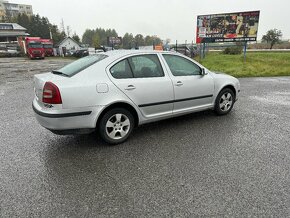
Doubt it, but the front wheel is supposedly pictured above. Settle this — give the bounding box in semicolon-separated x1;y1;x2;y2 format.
98;108;134;145
214;88;235;115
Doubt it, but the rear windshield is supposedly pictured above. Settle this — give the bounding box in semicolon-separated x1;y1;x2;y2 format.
54;54;108;77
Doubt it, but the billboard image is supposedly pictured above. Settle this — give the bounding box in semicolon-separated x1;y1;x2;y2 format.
196;11;260;43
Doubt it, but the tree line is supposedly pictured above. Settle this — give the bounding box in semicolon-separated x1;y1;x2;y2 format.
82;29;162;48
2;12;285;50
122;33;162;49
82;28;118;47
3;13;162;48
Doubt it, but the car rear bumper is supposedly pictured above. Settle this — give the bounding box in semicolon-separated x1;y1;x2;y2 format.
32;99;104;131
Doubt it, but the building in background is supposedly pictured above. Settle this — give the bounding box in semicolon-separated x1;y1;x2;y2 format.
0;22;29;56
0;0;33;20
57;37;82;55
0;22;28;42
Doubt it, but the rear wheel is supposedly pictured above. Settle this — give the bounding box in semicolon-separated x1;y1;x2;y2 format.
98;108;134;145
214;88;235;115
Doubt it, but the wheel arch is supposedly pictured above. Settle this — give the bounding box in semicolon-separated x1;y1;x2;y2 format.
96;102;139;129
218;84;236;99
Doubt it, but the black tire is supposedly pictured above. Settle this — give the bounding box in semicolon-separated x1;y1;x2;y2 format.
214;88;235;115
98;108;134;145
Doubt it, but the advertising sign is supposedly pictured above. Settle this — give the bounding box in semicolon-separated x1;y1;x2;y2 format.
154;45;163;51
196;11;260;43
107;36;122;46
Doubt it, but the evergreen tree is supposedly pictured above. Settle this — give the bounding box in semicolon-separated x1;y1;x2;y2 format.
134;34;145;47
82;28;119;47
72;33;80;43
122;33;134;49
82;29;95;46
7;14;66;44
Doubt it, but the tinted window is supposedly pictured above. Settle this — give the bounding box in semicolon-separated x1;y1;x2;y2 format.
55;54;107;77
163;54;201;76
128;54;164;78
110;59;133;79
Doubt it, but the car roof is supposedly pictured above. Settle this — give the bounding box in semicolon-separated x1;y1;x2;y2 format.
102;49;178;59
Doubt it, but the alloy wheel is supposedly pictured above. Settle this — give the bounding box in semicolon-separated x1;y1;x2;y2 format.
105;113;131;140
219;92;233;112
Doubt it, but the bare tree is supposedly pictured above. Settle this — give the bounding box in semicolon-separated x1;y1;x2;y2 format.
262;29;282;49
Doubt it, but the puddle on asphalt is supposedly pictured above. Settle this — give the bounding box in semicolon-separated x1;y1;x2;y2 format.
274;92;290;96
9;70;28;73
6;80;26;83
255;78;290;83
250;93;290;106
258;111;279;118
0;65;13;69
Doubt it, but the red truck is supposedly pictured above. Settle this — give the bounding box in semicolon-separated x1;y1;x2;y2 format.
25;37;45;59
41;39;54;56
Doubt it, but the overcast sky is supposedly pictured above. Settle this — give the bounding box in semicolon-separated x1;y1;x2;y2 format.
11;0;290;42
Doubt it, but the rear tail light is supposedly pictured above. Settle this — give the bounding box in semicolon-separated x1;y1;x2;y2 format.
42;82;62;104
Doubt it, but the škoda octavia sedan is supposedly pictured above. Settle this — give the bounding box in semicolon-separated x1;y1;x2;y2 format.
33;50;240;144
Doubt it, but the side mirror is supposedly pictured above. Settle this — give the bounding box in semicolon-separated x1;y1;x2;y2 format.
200;68;206;76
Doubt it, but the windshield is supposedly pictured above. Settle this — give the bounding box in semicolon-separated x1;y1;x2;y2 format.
28;43;43;48
43;44;53;49
54;54;108;77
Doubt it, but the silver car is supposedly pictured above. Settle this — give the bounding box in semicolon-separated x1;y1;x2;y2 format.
33;50;240;144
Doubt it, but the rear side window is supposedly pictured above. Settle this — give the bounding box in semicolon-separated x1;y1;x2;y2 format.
110;59;133;79
55;54;107;77
110;54;164;79
128;54;164;78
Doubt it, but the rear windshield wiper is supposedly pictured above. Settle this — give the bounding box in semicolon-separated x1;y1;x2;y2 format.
51;70;69;77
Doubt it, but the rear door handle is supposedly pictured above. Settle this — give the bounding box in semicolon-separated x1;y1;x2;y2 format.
125;85;136;90
175;81;183;86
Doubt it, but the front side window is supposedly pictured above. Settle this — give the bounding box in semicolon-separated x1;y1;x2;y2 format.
163;54;201;76
128;54;164;78
110;59;133;79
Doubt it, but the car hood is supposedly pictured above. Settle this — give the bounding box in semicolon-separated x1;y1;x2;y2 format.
209;71;240;91
211;71;225;74
210;71;237;80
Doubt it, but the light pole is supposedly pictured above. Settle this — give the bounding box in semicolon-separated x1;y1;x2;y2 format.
49;27;52;40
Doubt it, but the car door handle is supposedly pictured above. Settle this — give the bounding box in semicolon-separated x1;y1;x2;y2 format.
175;81;183;86
125;85;136;90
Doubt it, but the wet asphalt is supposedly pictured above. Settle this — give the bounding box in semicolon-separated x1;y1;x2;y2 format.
0;57;290;217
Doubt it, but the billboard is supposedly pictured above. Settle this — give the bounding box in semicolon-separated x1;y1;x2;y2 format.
196;11;260;43
107;36;122;46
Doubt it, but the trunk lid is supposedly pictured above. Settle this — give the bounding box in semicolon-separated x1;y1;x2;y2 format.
33;72;68;104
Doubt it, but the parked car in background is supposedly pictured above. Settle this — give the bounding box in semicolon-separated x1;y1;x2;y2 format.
73;49;89;58
6;49;21;57
66;50;76;56
0;45;21;57
33;50;240;145
170;45;198;57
